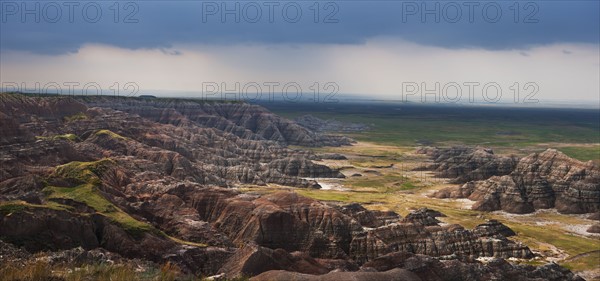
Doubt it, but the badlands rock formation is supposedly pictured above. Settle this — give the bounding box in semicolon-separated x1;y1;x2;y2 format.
416;146;518;184
0;94;345;191
0;94;583;280
424;147;600;214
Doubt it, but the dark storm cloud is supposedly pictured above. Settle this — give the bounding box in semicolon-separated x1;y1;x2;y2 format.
0;1;598;54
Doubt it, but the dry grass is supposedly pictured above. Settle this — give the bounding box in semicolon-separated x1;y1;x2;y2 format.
0;260;234;281
0;260;138;281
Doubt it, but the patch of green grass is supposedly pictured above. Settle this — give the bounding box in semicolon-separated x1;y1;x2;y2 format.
0;203;27;216
237;185;391;204
562;251;600;273
0;201;68;216
349;159;397;169
44;184;153;238
559;146;600;163
400;182;417;190
167;236;208;248
63;112;88;122
506;223;600;256
46;159;154;238
35;133;79;142
94;130;128;140
52;159;115;185
295;188;390;204
345;172;418;192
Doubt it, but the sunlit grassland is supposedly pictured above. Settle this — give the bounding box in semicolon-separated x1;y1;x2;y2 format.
562;251;600;274
345;117;597;156
558;145;600;164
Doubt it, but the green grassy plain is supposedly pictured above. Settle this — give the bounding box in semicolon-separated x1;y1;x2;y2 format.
269;102;600;162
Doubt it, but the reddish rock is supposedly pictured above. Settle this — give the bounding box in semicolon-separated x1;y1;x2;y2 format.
250;268;422;281
587;223;600;233
218;242;331;278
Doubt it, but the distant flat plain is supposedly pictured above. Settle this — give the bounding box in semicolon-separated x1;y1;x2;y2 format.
262;102;600;163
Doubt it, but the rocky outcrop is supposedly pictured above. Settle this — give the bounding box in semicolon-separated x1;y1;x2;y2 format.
189;191;362;259
400;208;444;226
252;257;584;281
335;203;401;228
587;224;600;233
360;252;583;281
217;242;356;278
472;220;516;237
416;146;518;184
82;97;353;147
294;114;369;133
318;153;348;160
0;205;173;260
267;158;345;179
350;218;532;264
433;149;600;214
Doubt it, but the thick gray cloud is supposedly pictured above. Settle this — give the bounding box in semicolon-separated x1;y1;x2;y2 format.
1;1;598;54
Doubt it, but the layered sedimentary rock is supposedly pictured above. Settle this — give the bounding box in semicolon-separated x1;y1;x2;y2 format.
217;242;358;278
416;146;518;184
334;203;401;228
83;97;353;147
357;252;583;281
426;147;600;214
0;94;346;192
267;158;345;178
252;253;583;281
349;219;532;265
400;208;445;226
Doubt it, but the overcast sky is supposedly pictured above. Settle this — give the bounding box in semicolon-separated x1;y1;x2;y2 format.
1;1;598;106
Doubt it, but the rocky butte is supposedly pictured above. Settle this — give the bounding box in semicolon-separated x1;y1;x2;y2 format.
423;147;600;215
